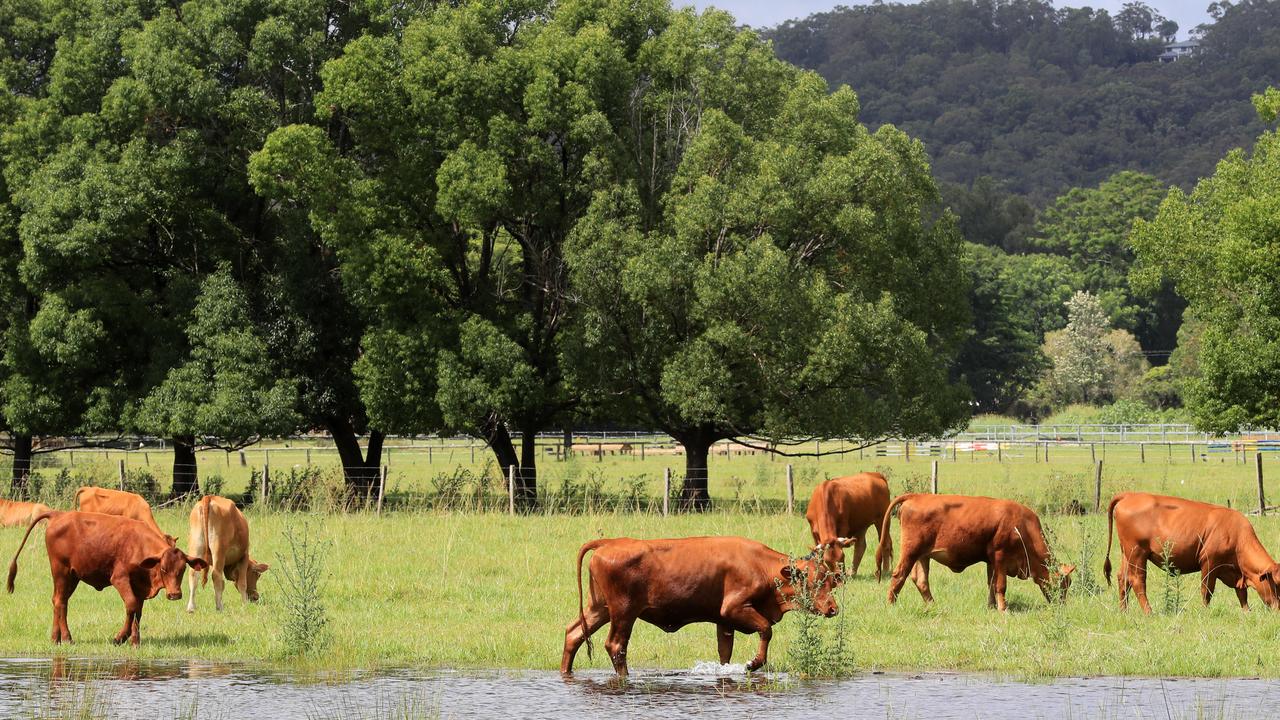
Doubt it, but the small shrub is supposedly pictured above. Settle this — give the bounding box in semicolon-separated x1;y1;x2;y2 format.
275;523;331;656
1159;537;1184;616
123;469;160;504
893;471;929;496
1075;519;1102;597
202;473;225;497
781;557;854;678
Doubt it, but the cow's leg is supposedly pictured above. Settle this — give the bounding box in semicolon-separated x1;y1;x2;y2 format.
888;544;926;605
987;562;998;608
991;558;1009;612
211;549;228;612
1200;568;1217;606
111;587;143;646
911;558;934;602
717;623;735;664
1126;550;1153;614
720;606;775;671
560;602;610;674
50;571;77;645
1236;585;1250;610
604;616;636;677
849;530;869;577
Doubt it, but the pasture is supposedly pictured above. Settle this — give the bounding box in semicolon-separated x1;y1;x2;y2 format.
3;449;1280;679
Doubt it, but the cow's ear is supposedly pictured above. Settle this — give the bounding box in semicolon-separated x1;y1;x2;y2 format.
254;562;270;573
186;556;209;571
1059;564;1076;577
139;556;162;570
835;537;856;548
780;566;795;581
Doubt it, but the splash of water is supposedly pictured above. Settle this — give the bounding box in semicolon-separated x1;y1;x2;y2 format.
689;661;748;676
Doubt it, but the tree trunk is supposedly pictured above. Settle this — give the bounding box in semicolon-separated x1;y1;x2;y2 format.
10;434;32;498
562;428;572;454
680;436;713;512
329;419;383;498
171;435;199;498
518;430;538;510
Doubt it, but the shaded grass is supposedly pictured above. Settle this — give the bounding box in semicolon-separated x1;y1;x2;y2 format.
2;505;1280;678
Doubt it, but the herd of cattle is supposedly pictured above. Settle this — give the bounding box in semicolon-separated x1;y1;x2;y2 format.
1;472;1278;675
0;488;267;646
562;472;1280;676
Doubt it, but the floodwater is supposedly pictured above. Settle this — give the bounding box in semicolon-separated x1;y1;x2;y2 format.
0;657;1273;719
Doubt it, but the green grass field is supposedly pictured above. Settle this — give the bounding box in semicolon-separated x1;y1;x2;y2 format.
3;457;1280;678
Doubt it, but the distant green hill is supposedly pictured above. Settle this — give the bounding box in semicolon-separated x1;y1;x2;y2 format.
768;0;1280;202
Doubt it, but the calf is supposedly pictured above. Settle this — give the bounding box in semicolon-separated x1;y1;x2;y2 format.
806;473;892;577
0;499;52;528
1104;492;1280;612
7;511;207;645
75;486;175;545
561;536;843;677
878;494;1074;610
186;495;269;612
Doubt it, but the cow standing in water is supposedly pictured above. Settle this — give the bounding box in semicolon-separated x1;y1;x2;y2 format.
1104;492;1280;612
186;495;269;612
878;494;1074;610
75;487;175;545
7;511;206;645
561;536;844;677
806;473;892;578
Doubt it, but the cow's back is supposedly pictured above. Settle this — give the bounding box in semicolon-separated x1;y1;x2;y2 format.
808;473;891;539
1114;492;1259;553
589;537;782;625
0;499;51;528
189;496;250;565
899;494;1036;568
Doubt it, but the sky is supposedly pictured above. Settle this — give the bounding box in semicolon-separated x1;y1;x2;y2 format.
685;0;1212;40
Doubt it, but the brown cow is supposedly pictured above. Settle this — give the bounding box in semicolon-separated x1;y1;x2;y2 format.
806;473;892;577
0;498;52;528
561;536;843;677
75;486;175;545
6;511;207;646
878;494;1074;610
186;495;269;612
1104;492;1280;613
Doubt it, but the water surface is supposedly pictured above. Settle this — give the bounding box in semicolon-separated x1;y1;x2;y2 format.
0;658;1269;719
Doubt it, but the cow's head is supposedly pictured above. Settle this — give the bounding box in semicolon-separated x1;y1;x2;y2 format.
1056;563;1076;600
780;546;846;618
820;537;859;574
1255;563;1280;609
244;560;270;603
141;547;209;601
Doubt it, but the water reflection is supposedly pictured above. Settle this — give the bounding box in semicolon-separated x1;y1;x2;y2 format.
0;658;1273;719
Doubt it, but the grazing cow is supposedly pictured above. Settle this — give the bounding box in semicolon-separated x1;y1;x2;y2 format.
186;495;269;612
6;511;207;646
878;494;1074;610
806;473;892;577
1104;492;1280;612
0;499;52;528
561;536;844;677
75;486;174;545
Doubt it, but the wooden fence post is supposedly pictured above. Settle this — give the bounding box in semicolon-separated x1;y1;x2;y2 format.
471;443;475;463
663;468;670;517
239;450;246;467
1094;461;1104;513
143;452;149;467
997;443;1002;463
306;448;311;465
1140;442;1145;464
1257;452;1266;517
377;465;387;516
1045;442;1050;463
904;441;910;463
118;459;125;490
262;465;270;508
508;463;516;516
931;460;939;494
1190;443;1196;463
428;447;433;464
786;465;794;514
1091;443;1096;464
952;442;958;461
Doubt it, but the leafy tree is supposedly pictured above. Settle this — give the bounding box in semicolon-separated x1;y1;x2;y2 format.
1033;170;1181;350
1130;87;1280;431
566;10;972;507
957;244;1045;413
1037;291;1148;406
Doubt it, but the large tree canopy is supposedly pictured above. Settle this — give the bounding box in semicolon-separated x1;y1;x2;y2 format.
565;10;973;506
1131;88;1280;432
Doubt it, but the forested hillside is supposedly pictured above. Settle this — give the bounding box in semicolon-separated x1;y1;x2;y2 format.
769;0;1280;201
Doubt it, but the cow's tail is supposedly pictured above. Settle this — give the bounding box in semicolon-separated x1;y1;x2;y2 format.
8;511;55;594
576;539;608;661
197;496;213;587
1103;494;1122;586
875;494;913;582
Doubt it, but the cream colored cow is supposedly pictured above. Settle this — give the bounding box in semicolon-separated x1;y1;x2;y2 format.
186;495;269;612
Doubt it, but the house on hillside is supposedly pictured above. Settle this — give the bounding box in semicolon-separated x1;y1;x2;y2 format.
1159;39;1201;62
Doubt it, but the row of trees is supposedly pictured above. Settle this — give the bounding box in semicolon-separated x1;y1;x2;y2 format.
0;0;973;508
